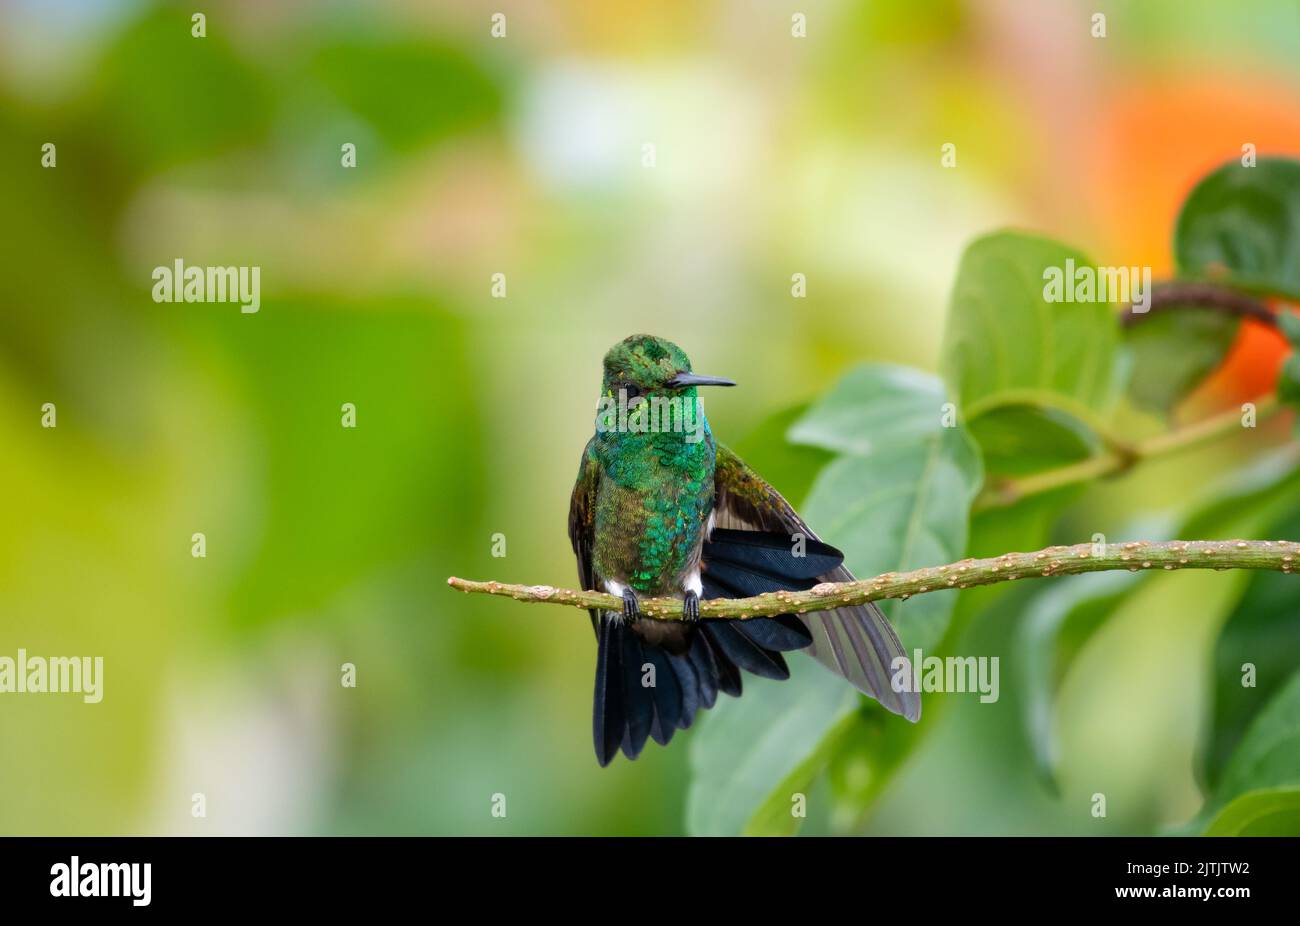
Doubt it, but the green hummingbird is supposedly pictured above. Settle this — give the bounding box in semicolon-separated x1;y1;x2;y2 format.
569;335;920;766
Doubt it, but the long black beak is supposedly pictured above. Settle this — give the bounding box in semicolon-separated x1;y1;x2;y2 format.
667;371;736;388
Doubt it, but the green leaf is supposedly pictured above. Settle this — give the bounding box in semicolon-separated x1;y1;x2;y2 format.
823;702;928;830
1276;309;1300;346
744;709;860;836
1208;670;1300;817
1202;787;1300;836
1175;157;1300;298
791;366;984;652
1203;506;1300;789
1170;671;1300;835
1123;310;1241;415
941;230;1119;426
966;404;1098;476
686;660;858;836
788;363;948;456
1280;355;1300;412
800;420;984;653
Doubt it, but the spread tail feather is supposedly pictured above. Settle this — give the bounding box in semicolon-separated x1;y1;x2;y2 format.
592;613;806;764
592;611;811;765
592;528;917;766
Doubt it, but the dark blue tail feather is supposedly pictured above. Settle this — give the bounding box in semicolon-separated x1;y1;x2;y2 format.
592;528;837;765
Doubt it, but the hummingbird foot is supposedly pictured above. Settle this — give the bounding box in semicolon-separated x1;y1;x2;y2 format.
621;588;641;623
682;590;701;623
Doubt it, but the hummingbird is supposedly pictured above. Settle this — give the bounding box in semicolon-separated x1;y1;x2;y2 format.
569;335;920;766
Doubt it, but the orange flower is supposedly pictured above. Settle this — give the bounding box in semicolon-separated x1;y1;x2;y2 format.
1089;78;1300;412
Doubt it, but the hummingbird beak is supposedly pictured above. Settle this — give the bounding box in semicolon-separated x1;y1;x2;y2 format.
666;372;736;388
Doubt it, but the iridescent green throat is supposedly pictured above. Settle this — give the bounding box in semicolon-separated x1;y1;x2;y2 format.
591;400;716;594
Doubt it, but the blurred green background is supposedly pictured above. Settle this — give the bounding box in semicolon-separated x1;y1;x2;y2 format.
3;0;1300;835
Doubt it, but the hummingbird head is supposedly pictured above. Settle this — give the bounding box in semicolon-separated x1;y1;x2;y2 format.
600;335;735;400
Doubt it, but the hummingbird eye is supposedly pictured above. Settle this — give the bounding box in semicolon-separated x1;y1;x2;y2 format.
620;383;642;400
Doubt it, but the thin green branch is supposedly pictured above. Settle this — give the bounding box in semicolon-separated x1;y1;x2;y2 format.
974;280;1294;511
448;538;1298;620
976;394;1281;511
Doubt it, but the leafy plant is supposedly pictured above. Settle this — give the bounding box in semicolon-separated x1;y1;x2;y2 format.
686;157;1300;836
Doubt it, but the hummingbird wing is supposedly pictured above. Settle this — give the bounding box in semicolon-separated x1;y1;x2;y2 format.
711;444;921;722
567;437;603;638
